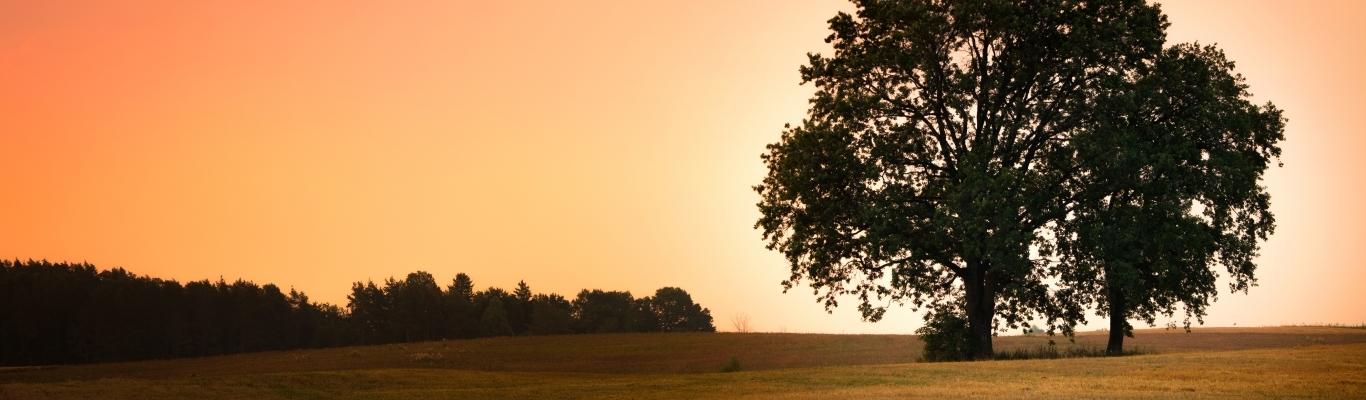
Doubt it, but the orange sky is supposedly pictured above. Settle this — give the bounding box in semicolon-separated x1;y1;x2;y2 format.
2;0;1362;333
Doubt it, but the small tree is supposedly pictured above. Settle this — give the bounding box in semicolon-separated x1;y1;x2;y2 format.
730;313;753;333
480;297;513;337
445;273;478;339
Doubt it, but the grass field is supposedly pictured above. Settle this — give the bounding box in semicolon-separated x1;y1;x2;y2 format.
2;326;1364;398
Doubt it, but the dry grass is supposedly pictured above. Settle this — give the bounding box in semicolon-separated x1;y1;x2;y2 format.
0;333;922;382
2;326;1363;399
1030;325;1366;353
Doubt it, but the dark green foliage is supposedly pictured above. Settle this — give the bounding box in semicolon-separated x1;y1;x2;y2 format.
347;280;389;345
445;274;478;339
289;290;351;349
0;260;98;365
632;297;662;333
479;297;514;337
0;259;348;366
387;272;446;342
514;281;535;335
756;0;1170;359
1052;42;1284;354
528;294;575;335
474;288;524;336
0;259;716;367
916;304;975;362
572;290;639;334
650;287;716;332
755;0;1278;359
721;356;741;373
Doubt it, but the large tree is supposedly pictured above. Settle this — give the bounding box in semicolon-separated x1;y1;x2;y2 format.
755;0;1167;358
650;287;717;332
387;271;446;342
445;273;479;339
1051;43;1283;355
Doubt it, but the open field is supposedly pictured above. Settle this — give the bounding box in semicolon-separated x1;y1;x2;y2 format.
2;326;1364;398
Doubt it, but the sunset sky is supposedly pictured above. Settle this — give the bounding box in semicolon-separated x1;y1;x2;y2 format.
2;0;1362;334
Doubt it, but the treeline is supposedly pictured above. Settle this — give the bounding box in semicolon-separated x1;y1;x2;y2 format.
346;271;715;344
0;259;714;366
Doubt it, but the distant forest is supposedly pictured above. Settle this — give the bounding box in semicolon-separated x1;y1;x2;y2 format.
0;259;715;367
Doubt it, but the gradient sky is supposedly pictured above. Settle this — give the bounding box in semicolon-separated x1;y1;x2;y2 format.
2;0;1362;334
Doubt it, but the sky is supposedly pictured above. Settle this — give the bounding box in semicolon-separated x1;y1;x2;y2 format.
1;0;1362;334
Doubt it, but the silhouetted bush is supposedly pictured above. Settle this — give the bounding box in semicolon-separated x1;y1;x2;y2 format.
916;304;975;362
721;356;741;372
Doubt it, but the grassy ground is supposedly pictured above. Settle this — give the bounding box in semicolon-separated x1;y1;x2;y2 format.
2;326;1363;399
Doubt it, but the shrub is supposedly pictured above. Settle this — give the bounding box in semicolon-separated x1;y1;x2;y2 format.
721;356;741;373
915;304;974;362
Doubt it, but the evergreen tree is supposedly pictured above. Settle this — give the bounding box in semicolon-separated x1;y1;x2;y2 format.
388;271;446;342
513;280;534;335
480;297;513;337
347;280;389;344
445;273;478;339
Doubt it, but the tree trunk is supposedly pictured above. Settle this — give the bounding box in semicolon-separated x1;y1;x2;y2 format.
1106;286;1126;356
963;260;996;360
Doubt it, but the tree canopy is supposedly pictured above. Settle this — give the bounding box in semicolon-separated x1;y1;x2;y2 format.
756;0;1280;359
1051;43;1282;354
651;287;718;333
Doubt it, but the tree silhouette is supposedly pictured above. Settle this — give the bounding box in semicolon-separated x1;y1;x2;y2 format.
650;287;716;332
513;281;535;334
528;294;575;335
757;0;1171;358
0;261;716;366
445;273;479;339
1052;43;1282;354
347;280;389;344
388;272;446;342
572;290;636;334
